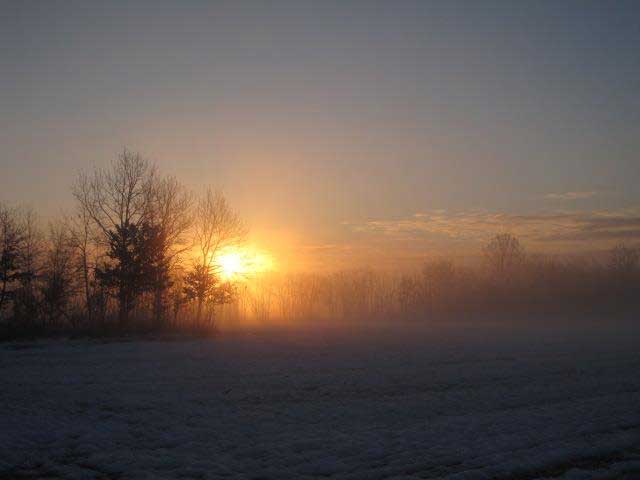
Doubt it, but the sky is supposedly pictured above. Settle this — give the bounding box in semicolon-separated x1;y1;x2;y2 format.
1;1;640;271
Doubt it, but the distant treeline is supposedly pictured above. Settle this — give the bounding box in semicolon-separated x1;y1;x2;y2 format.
1;151;639;339
219;239;640;329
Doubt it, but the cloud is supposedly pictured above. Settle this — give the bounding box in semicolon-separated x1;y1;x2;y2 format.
345;208;640;249
297;208;640;271
544;191;598;201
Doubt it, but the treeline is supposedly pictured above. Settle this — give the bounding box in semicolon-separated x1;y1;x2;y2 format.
2;151;639;339
0;150;245;339
215;235;640;328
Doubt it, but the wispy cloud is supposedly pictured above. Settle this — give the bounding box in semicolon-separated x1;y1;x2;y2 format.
345;208;640;249
544;191;598;201
295;208;640;270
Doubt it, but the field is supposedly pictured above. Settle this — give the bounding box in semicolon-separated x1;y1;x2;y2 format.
2;323;640;479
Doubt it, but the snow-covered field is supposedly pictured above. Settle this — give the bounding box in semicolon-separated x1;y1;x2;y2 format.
2;323;640;479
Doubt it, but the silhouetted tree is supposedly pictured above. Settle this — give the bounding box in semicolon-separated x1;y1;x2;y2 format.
169;272;186;325
608;244;639;288
183;266;238;325
95;221;162;326
422;258;456;314
67;199;97;322
396;274;420;315
146;176;193;328
609;244;638;273
0;204;24;319
484;233;525;278
73;150;155;327
40;223;75;328
187;189;246;325
12;209;42;328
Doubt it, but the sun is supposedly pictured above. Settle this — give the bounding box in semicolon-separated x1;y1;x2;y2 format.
217;251;244;280
213;247;275;281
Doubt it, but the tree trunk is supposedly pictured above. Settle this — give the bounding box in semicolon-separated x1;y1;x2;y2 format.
153;286;165;330
0;277;7;316
196;296;203;327
81;252;92;322
118;290;129;329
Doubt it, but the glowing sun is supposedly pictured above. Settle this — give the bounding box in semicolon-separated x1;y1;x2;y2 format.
217;252;244;279
214;247;274;281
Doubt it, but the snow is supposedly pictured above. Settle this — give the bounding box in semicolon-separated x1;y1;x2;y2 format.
1;323;640;479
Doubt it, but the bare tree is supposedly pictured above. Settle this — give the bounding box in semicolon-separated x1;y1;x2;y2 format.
483;233;525;278
609;244;639;284
73;149;156;327
146;176;193;328
422;258;456;314
396;274;420;315
67;202;97;322
0;204;24;319
185;189;246;325
12;208;42;326
40;222;76;328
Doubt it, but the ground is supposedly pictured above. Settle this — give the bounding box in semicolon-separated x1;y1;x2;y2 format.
1;323;640;479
